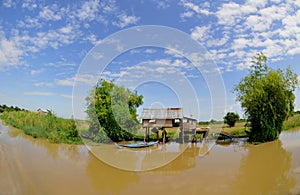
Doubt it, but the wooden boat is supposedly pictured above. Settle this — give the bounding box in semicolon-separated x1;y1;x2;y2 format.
114;141;158;148
218;132;233;139
215;132;233;144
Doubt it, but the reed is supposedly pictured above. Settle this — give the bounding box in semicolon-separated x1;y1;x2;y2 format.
0;111;82;144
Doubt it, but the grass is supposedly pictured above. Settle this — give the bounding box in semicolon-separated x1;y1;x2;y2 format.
197;122;247;138
221;122;248;137
212;113;300;138
0;111;82;144
282;114;300;131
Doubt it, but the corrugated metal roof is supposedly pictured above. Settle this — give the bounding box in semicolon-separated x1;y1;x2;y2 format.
141;108;183;119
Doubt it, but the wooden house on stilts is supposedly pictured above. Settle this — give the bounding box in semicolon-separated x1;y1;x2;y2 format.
141;108;197;143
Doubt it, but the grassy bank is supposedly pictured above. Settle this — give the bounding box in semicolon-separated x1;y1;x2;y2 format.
282;114;300;130
0;111;82;144
212;113;300;137
221;122;248;137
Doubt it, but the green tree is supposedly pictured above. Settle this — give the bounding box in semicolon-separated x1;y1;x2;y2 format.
224;112;239;127
86;79;143;142
234;52;298;143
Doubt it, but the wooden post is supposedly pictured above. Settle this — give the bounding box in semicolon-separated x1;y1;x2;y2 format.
179;118;184;143
145;127;150;142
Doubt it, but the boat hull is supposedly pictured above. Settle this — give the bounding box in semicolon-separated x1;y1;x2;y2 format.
115;141;158;148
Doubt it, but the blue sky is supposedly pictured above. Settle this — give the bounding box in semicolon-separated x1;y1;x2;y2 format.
1;0;300;121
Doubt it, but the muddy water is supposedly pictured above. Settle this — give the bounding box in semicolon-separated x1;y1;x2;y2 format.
1;121;300;195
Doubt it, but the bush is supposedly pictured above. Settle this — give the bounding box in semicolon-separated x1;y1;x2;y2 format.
0;111;82;144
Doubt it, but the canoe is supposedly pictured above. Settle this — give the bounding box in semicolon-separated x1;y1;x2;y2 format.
114;141;158;148
217;132;233;139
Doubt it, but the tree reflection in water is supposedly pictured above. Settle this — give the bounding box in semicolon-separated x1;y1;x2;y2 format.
232;140;296;194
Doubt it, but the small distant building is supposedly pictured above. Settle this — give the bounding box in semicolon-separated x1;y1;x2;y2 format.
141;108;197;142
36;108;49;115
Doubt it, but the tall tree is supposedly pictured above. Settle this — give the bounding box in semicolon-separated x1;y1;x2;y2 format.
86;79;143;142
224;112;239;127
234;53;298;143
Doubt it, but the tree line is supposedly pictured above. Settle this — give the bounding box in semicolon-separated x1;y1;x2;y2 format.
0;104;27;113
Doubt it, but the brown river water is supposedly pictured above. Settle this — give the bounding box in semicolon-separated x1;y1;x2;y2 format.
1;121;300;195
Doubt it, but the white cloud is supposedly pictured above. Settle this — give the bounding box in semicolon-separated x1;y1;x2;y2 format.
207;34;229;47
172;59;188;67
77;0;100;21
150;59;172;66
0;37;24;69
279;10;300;37
180;11;194;20
287;47;300;56
30;69;44;75
190;26;210;42
39;4;63;21
44;61;76;68
259;5;287;20
55;74;98;86
164;48;184;58
55;77;75;86
245;15;273;32
85;34;101;45
60;94;73;99
208;49;228;62
145;49;156;54
34;82;54;87
216;2;257;26
101;1;117;13
59;25;73;34
270;0;281;3
246;0;267;8
156;67;166;73
113;14;140;28
0;0;144;71
22;0;38;10
262;43;284;58
182;0;300;71
181;1;212;16
30;27;79;50
153;0;171;9
24;91;56;96
3;0;16;8
232;37;251;50
17;16;42;28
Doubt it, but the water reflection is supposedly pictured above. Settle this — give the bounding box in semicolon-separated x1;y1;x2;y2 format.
86;154;140;194
90;142;190;171
157;141;212;172
232;140;296;194
7;126;82;162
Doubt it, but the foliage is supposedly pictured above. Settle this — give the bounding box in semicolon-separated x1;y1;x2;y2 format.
0;104;26;113
198;121;210;125
0;110;82;144
234;52;298;143
224;112;239;127
86;79;143;142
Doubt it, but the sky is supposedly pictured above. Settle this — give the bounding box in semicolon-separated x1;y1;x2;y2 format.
1;0;300;121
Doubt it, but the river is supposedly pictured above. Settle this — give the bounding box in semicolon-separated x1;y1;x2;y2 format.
0;121;300;194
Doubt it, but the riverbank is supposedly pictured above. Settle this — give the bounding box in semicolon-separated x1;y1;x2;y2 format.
216;113;300;138
0;111;82;144
2;110;300;145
